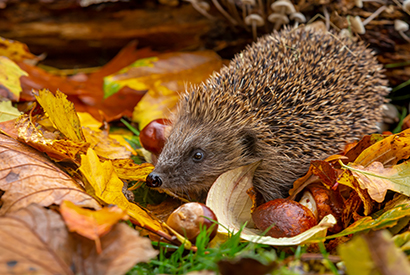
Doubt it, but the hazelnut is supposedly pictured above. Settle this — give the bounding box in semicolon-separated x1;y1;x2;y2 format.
139;118;171;155
252;198;317;238
166;202;218;242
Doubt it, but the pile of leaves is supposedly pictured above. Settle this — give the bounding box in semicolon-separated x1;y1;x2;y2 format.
1;31;410;275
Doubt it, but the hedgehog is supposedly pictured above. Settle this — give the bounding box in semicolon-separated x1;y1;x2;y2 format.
145;27;389;202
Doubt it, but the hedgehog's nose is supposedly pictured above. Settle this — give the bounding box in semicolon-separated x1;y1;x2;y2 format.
146;172;163;187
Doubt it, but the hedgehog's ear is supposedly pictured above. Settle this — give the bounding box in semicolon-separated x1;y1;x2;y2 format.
240;129;257;158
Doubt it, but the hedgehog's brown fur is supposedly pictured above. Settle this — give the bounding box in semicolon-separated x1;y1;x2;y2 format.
148;27;389;202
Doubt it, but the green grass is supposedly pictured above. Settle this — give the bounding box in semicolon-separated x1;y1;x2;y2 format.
128;225;282;275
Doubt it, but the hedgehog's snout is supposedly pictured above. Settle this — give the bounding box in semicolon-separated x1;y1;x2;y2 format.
146;172;163;188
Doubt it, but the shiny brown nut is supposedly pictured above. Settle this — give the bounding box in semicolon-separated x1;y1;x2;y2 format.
252;198;317;238
139;118;171;155
305;184;344;233
166;202;218;242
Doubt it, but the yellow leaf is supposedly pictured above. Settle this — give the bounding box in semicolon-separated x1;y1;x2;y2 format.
342;160;410;203
77;111;103;131
34;89;85;142
0;56;28;101
0;101;21;122
0;37;38;62
354;129;410;167
16;115;89;162
133;84;179;130
111;159;154;181
82;127;131;159
79;148;164;231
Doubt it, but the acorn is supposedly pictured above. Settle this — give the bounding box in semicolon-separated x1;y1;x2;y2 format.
139;118;171;155
166;202;218;242
252;198;317;238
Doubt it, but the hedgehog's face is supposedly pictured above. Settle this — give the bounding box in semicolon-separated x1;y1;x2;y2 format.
146;119;258;199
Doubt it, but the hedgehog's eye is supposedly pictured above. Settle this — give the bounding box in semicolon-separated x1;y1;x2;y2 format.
192;149;205;163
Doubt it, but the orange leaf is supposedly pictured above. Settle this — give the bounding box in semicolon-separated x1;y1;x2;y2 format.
60;201;128;253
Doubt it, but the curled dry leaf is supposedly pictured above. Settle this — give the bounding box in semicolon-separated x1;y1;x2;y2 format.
16;115;89;162
0;204;157;275
0;134;100;215
206;162;337;246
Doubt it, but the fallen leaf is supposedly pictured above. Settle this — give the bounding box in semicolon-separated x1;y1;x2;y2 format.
0;134;100;214
338;230;410;275
354;128;410;167
82;127;131;159
0;56;28;101
111;159;154;181
337;170;374;216
60;201;128;253
0;101;21;122
324;201;410;240
311;160;339;188
206;162;337;246
343;160;410;203
0;204;157;275
0;37;38;62
34;89;85;142
16;115;89;162
18;44;156;120
79;148;164;232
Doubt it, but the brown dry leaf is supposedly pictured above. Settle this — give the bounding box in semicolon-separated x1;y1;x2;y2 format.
79;148;165;232
60;201;128;253
34;89;85;142
16;115;90;162
82;127;131;159
0;37;38;62
0;134;100;214
111;159;154;181
0;56;28;101
310;160;339;188
0;204;157;275
343;161;410;203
